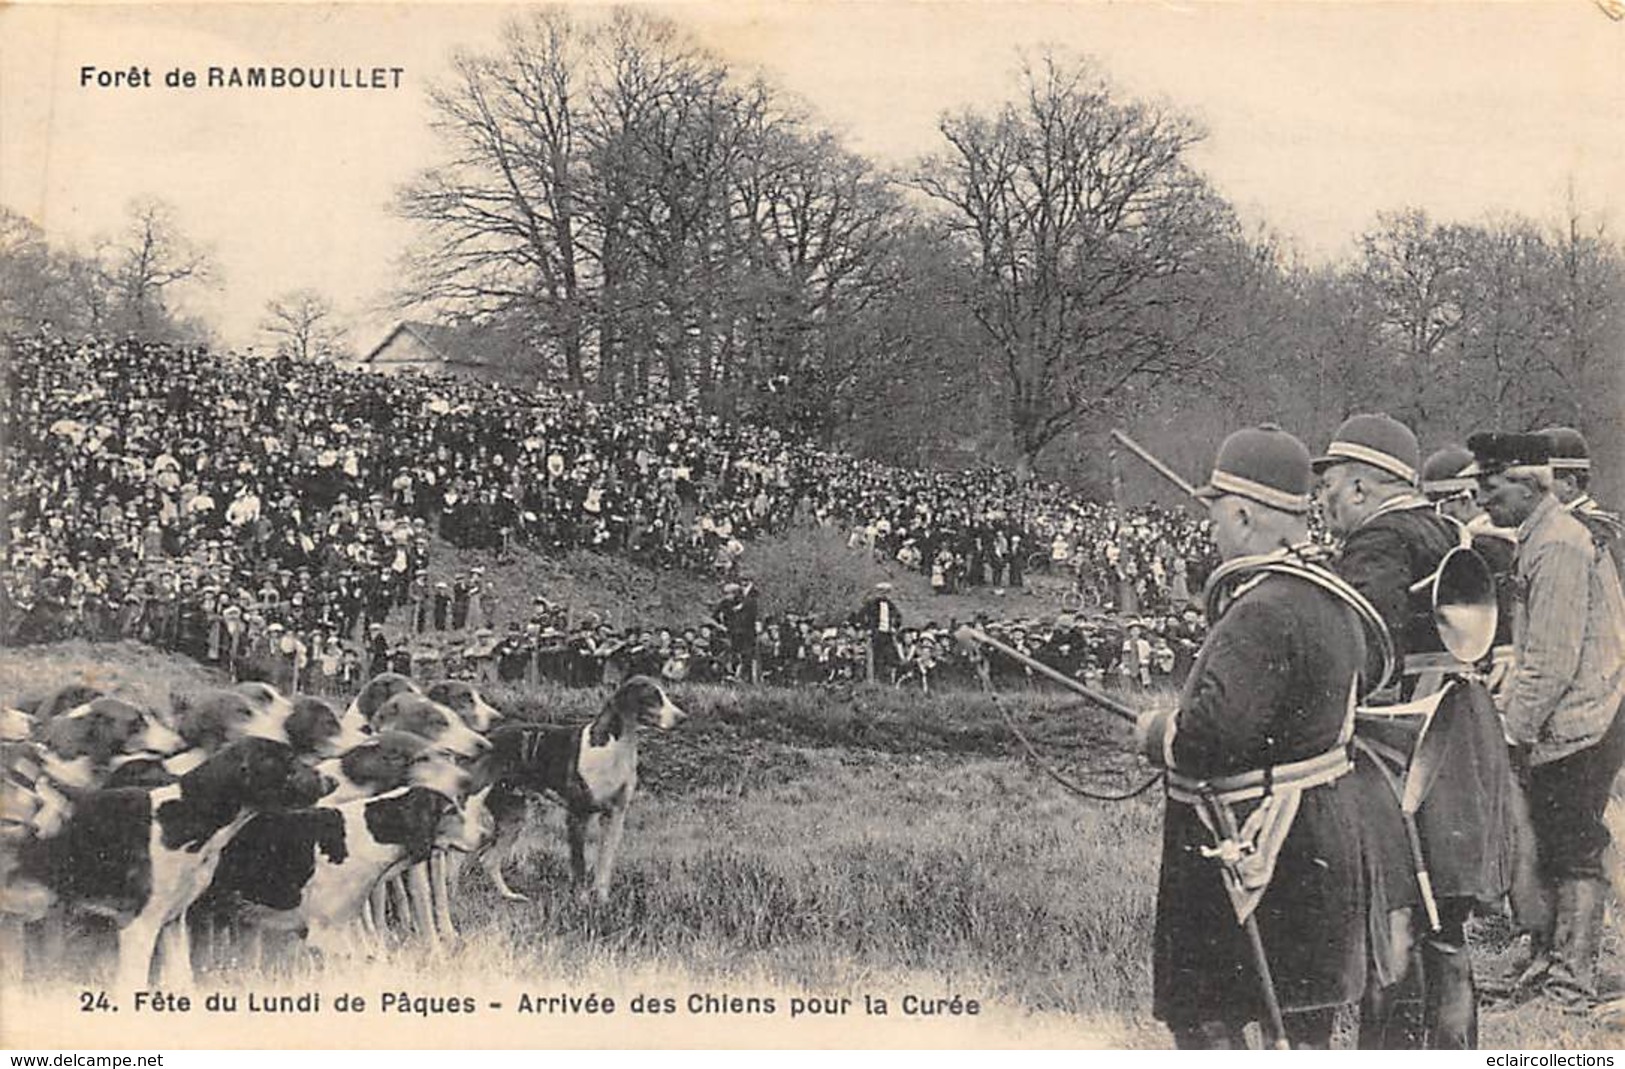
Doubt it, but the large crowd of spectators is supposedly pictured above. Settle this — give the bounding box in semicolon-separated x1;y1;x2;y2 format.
1;332;1217;692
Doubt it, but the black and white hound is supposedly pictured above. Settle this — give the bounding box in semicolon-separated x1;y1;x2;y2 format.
1;696;189;980
338;685;490;944
198;763;492;960
12;736;332;990
475;676;685;904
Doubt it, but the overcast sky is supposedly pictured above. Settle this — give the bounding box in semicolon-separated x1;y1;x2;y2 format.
2;1;1621;352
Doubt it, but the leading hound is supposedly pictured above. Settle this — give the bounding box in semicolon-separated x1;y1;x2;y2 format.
475;676;685;904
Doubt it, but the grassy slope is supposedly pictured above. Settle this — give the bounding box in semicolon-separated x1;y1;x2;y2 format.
1;641;1618;1049
406;526;1080;637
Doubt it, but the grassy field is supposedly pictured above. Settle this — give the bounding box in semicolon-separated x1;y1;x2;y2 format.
2;642;1620;1049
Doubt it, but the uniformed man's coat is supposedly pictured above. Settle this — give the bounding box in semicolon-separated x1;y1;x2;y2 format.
1153;572;1368;1027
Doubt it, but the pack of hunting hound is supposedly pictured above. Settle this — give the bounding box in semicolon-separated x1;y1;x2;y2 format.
0;671;684;990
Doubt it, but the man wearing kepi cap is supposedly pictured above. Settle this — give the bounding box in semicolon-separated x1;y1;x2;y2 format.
1137;425;1370;1048
1467;431;1625;1012
1314;414;1460;674
1315;415;1513;1049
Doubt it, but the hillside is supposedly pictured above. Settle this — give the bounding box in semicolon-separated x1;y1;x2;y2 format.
405;524;1085;636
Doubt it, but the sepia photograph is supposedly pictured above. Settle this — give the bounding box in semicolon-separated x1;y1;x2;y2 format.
1;0;1623;1051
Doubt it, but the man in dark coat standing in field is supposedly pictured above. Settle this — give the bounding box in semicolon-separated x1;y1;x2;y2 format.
853;582;902;684
1137;425;1370;1049
1314;414;1516;1048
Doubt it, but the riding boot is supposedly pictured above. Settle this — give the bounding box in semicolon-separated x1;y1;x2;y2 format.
1362;947;1427;1049
1482;885;1554;997
1544;878;1607;1013
1423;939;1478;1049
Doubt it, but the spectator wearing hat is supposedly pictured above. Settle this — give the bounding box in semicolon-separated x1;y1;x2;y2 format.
452;572;474;631
432;581;452;632
1123;622;1153;690
365;623;389;676
466;567;491;632
466;627;498;683
1467;431;1625;1012
1141;424;1370;1048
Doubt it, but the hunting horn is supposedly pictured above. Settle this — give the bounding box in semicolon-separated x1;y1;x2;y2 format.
954;625;1139;725
1405;544;1497;663
1109;430;1202;504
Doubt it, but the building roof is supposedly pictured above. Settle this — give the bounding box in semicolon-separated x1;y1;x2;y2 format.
362;320;499;368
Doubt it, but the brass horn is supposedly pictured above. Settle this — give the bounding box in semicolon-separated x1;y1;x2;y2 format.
1407;544;1497;663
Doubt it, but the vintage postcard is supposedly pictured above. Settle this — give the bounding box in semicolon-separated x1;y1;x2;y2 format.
1;0;1622;1052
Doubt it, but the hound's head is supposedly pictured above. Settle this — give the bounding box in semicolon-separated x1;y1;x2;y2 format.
610;676;687;732
180;737;334;815
38;697;187;778
2;740;45;835
436;784;496;854
424;680;503;734
285;696;369;760
174;690;272;753
347;672;422;728
372;694;490;758
410;748;473;800
235;682;296;740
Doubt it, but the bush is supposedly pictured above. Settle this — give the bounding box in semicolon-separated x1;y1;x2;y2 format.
740;523;900;621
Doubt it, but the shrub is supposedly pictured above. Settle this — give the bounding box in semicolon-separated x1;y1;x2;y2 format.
740;523;900;621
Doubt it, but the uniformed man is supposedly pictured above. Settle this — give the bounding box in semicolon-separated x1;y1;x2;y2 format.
1137;425;1371;1049
1314;416;1514;1048
1466;432;1625;1012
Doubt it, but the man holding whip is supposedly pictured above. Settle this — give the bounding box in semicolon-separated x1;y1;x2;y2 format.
1134;424;1376;1048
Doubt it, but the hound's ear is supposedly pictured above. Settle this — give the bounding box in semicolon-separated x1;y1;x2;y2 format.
162;747;250;849
179;742;256;805
364;789;447;861
314;808;348;865
37;714;92;759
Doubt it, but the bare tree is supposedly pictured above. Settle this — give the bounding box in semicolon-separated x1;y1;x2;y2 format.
913;53;1226;476
399;8;592;385
261;288;348;360
398;8;906;409
100;196;216;337
1355;209;1471;428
